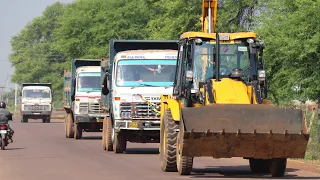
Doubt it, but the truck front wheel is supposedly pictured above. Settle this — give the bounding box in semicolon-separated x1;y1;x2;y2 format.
42;116;51;123
21;116;28;123
74;123;82;140
113;131;126;153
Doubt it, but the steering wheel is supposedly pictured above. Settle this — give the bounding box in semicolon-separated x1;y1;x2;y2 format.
219;65;231;76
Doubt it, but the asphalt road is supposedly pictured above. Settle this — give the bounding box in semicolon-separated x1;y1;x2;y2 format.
0;115;319;180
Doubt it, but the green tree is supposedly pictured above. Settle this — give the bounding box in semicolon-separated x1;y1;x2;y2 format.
255;0;320;104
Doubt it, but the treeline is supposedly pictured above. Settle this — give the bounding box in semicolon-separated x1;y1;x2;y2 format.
9;0;320;106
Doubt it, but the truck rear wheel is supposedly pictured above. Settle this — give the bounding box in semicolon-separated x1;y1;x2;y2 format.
102;117;113;151
160;110;179;172
249;159;270;173
113;131;126;153
21;116;28;123
269;158;287;177
177;127;193;175
65;114;74;138
74;123;82;139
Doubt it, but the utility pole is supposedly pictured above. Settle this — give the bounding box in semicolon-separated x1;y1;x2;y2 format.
5;73;9;104
14;83;18;112
0;86;4;101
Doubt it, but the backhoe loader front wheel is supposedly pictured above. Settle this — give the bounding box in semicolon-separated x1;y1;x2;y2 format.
249;159;270;173
160;110;179;172
269;158;287;177
176;125;193;175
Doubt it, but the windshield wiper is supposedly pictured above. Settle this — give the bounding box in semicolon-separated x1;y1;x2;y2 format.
130;83;154;89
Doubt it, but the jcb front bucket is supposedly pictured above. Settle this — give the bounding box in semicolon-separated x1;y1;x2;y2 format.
180;104;309;159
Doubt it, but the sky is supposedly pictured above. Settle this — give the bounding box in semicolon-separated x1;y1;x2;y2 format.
0;0;74;90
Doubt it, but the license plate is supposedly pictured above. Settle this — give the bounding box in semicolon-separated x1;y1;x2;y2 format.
97;118;103;122
0;130;7;134
129;122;138;128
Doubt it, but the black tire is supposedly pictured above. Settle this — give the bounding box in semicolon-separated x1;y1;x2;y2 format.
74;123;82;140
65;114;74;138
177;128;193;175
249;159;270;173
160;109;179;172
113;131;126;153
269;158;287;177
46;116;51;123
21;116;28;123
1;137;5;150
102;117;113;151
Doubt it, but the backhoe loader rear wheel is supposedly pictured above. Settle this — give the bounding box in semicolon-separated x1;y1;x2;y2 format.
249;159;270;173
269;158;287;177
177;127;193;175
102;117;113;151
160;110;179;172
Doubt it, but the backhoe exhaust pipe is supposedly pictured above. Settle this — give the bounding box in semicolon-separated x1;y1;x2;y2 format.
208;0;212;33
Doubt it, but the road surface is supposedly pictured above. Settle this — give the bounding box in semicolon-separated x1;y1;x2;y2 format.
0;115;319;180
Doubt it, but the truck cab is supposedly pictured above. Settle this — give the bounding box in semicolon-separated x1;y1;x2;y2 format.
20;83;52;123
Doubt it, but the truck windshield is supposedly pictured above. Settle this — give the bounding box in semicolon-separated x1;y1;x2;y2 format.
116;59;176;87
77;72;101;92
23;89;51;99
193;41;250;84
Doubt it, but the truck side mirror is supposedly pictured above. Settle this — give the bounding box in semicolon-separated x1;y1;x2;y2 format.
71;95;75;101
102;87;109;95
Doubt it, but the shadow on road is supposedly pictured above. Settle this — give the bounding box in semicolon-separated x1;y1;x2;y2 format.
4;147;25;150
190;166;320;179
124;148;159;154
81;136;102;140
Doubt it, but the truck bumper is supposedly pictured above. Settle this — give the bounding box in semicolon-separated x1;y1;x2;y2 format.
75;114;106;123
21;111;51;116
114;120;160;131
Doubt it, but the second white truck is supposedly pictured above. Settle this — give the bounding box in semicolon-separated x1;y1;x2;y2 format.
101;40;178;153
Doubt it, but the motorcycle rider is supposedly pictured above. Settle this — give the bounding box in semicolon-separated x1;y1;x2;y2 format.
0;102;14;142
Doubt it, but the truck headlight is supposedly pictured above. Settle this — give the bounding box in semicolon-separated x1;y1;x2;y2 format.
79;107;88;114
258;70;266;81
121;112;131;119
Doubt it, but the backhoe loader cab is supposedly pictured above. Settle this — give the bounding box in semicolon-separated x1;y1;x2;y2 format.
173;32;267;101
159;31;309;177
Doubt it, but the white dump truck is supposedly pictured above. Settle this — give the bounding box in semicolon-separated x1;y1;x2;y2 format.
101;40;178;153
20;83;52;123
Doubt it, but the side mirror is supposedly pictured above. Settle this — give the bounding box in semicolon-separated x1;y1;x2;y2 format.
258;70;266;82
102;87;109;95
71;95;75;101
186;70;193;81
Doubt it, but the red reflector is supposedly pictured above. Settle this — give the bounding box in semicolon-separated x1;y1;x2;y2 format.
0;125;7;130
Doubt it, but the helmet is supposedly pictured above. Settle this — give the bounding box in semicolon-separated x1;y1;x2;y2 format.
0;101;6;109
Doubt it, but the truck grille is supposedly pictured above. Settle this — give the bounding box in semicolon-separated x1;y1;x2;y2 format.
89;103;103;113
120;102;161;119
24;105;50;111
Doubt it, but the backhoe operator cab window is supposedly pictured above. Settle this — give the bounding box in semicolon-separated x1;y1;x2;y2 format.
193;41;250;85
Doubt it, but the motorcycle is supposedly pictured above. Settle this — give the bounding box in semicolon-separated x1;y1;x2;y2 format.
0;122;11;150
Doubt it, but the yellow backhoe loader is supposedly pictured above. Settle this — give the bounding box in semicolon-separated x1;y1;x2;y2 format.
159;0;309;177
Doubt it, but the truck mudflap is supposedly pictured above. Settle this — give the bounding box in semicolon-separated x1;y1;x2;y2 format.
179;104;309;159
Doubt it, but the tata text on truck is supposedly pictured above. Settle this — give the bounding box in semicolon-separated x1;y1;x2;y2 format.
20;83;52;123
64;59;106;139
101;40;178;153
